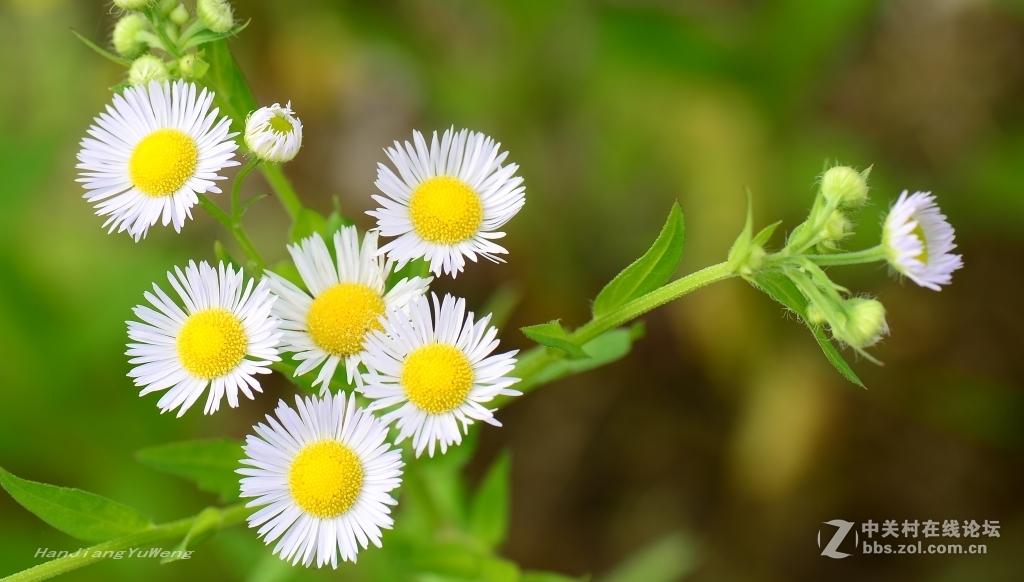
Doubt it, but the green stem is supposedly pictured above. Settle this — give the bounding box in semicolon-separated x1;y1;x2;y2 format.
801;245;887;266
259;164;304;220
0;504;250;582
197;194;266;273
571;262;734;345
231;158;261;218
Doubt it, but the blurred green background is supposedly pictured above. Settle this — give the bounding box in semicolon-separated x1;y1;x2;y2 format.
2;0;1023;580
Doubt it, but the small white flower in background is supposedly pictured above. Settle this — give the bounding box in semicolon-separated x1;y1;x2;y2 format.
883;191;963;291
76;80;238;240
112;13;148;58
127;55;169;86
197;0;234;33
265;228;431;390
368;128;526;277
360;293;520;457
239;391;404;568
127;261;281;416
245;103;303;163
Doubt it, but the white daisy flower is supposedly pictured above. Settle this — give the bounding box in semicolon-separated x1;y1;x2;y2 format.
368;128;526;277
882;191;963;291
76;80;239;240
245;102;303;163
127;260;281;416
239;391;404;568
265;227;431;391
360;293;521;457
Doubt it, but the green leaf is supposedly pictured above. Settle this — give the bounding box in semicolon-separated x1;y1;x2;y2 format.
751;271;864;388
468;451;511;549
519;327;636;392
135;439;244;501
726;191;754;273
387;257;431;290
71;29;133;67
599;532;699;582
0;466;153;542
204;39;259;135
182;20;252;50
521;320;589;359
593;202;685;317
213;240;239;270
288;207;328;244
408;542;520;582
162;506;222;564
752;220;782;247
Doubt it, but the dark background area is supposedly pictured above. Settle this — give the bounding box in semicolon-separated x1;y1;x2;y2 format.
1;0;1023;580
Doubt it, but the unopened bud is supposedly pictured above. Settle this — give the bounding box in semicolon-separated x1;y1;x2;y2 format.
128;55;169;86
112;13;148;58
197;0;234;33
113;0;152;10
170;3;190;25
836;298;888;349
821;166;869;207
805;303;826;326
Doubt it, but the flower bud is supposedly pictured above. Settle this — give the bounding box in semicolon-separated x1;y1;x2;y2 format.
128;55;170;86
112;13;148;58
821;166;869;207
197;0;234;33
245;103;303;163
113;0;152;10
178;54;209;79
805;302;826;326
822;210;852;241
170;3;190;25
158;0;176;16
836;298;888;349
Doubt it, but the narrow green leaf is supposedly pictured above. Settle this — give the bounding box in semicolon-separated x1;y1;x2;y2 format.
213;240;239;270
408;542;520;582
752;220;782;247
521;320;589;359
162;506;222;564
599;532;699;582
387;257;431;290
468;451;511;549
0;466;153;542
288;207;328;243
204;39;259;135
71;29;133;67
135;439;244;501
182;20;251;50
726;191;754;273
592;202;685;318
520;327;635;392
751;271;864;388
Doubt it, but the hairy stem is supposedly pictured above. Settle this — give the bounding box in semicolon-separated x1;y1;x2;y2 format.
802;245;887;266
197;194;266;273
259;164;304;220
0;504;250;582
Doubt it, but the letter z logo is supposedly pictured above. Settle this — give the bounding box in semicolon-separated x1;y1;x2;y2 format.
818;519;858;559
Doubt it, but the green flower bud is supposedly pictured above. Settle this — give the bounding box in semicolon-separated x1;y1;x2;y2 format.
128;55;170;86
835;298;888;349
821;166;869;207
197;0;234;33
158;0;176;16
170;3;190;25
113;0;153;10
112;13;148;58
805;303;826;326
178;54;209;79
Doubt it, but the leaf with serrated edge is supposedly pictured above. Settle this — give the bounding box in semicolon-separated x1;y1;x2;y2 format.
521;320;589;359
0;467;152;542
135;439;244;500
593;202;685;318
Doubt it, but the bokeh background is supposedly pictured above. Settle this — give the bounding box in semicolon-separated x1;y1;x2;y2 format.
2;0;1023;580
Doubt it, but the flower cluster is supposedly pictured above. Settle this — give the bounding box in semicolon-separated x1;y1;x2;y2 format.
77;59;526;563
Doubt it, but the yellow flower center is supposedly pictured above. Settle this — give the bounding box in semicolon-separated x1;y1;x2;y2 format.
176;308;248;379
911;224;929;263
288;440;363;519
268;115;293;134
306;283;386;357
129;128;199;197
408;176;483;244
401;343;474;414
